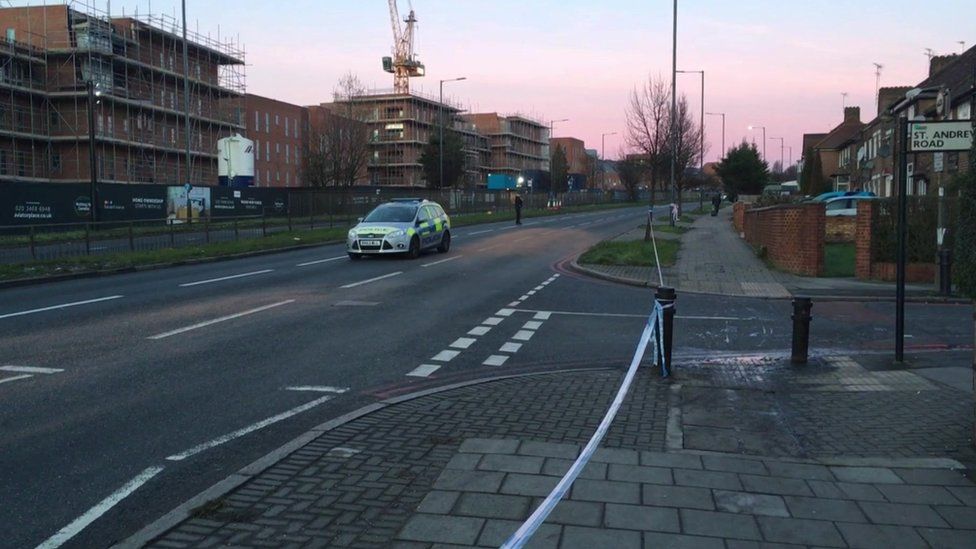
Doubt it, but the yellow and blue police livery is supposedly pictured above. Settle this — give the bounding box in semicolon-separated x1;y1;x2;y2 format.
347;198;451;260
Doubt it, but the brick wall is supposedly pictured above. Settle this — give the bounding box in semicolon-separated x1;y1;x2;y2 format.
854;200;935;283
732;202;748;234
825;216;856;243
742;203;825;276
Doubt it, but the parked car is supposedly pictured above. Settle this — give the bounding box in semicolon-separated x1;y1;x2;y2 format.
809;190;875;202
346;198;451;259
823;195;876;217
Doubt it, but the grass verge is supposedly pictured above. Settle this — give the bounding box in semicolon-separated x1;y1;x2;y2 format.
823;242;856;278
578;239;679;267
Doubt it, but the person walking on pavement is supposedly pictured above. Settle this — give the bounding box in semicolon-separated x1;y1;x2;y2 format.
514;193;524;225
711;193;722;216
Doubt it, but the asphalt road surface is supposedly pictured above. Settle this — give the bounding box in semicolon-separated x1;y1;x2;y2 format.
0;204;970;549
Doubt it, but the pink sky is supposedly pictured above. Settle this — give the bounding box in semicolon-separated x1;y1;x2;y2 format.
110;0;973;167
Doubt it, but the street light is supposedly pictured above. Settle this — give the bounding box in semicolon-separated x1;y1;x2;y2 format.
705;112;725;161
86;79;102;223
748;125;767;163
677;70;704;170
770;136;784;173
439;76;466;188
601;131;617;190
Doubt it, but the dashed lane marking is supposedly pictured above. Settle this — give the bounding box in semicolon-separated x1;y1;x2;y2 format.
508;301;521;307
422;256;462;268
469;229;494;235
483;355;509;366
0;295;124;320
340;271;403;289
179;269;273;287
431;350;461;362
450;337;477;349
407;364;441;377
0;365;64;374
147;300;295;340
468;326;492;336
512;330;535;342
496;308;516;317
534;312;552;320
297;256;346;267
522;321;543;330
500;342;522;353
484;317;504;326
285;386;349;393
0;374;33;385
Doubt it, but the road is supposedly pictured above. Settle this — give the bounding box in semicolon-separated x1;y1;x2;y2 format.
0;204;970;548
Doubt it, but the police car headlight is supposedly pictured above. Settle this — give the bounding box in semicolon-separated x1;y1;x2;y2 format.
348;230;357;239
388;229;405;238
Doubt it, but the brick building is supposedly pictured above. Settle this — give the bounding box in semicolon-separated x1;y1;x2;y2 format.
462;113;549;181
244;93;305;187
0;2;245;186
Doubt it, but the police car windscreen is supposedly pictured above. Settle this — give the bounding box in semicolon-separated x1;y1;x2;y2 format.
364;204;418;223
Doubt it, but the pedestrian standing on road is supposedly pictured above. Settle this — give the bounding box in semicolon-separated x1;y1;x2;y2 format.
711;193;722;216
514;193;524;225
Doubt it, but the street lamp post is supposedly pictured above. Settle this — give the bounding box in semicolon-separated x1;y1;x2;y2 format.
677;70;704;170
705;112;725;161
439;76;466;188
86;79;99;223
669;0;677;225
770;137;784;173
601;131;617;190
181;0;191;190
748;125;767;163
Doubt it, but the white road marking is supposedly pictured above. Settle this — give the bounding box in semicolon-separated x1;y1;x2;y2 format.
327;447;362;458
450;337;477;349
468;326;492;336
500;225;518;231
0;365;64;374
148;300;295;340
166;396;335;461
483;355;509;366
534;286;544;291
519;295;530;300
508;301;522;307
483;317;504;326
514;308;754;321
0;295;123;320
512;330;535;341
297;256;346;267
500;342;522;353
496;308;516;317
0;374;33;385
534;312;552;320
285;386;349;393
37;466;164;549
522;321;543;330
431;350;461;362
469;229;494;235
422;256;462;268
340;271;403;289
179;269;273;287
527;290;537;295
407;364;441;377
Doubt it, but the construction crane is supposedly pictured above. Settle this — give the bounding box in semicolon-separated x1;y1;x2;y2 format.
383;0;425;94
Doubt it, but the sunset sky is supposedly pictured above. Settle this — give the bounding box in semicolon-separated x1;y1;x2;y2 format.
69;0;975;166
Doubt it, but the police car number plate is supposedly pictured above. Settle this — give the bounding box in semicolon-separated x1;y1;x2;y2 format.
360;239;381;246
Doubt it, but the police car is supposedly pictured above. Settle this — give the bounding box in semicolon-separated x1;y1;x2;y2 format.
347;198;451;259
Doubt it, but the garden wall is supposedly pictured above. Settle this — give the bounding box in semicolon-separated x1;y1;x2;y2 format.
742;203;825;276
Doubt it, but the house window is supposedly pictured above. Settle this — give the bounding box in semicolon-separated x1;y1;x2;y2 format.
254;110;259;131
254;139;259;161
284;117;289;135
275;142;280;154
275;114;279;126
285;144;289;164
265;141;269;160
265;112;270;132
286;171;289;186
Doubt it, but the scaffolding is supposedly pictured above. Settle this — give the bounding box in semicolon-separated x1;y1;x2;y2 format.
0;0;246;186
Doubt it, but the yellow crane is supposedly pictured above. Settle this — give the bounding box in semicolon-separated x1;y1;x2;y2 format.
383;0;425;94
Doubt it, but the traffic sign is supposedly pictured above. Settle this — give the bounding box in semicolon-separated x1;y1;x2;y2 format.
908;121;973;152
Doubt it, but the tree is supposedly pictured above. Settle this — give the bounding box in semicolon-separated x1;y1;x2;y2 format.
808;152;827;196
303;72;371;189
418;130;464;189
799;146;815;194
954;116;976;297
616;153;645;202
715;140;769;196
551;144;569;193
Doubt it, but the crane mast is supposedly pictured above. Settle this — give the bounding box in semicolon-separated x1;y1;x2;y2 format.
383;0;425;94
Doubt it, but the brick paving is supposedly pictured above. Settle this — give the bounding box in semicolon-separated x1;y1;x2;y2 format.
142;354;976;548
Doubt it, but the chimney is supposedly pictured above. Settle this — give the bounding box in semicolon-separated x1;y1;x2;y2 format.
843;106;860;123
877;86;913;116
929;54;959;77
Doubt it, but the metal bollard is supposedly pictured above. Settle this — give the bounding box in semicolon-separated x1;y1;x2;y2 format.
938;249;952;296
791;297;813;364
655;286;676;371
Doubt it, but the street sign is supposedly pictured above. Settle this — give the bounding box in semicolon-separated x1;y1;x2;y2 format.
908;121;974;152
934;152;944;173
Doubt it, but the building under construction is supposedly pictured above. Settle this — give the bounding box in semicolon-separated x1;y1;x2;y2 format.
0;1;245;187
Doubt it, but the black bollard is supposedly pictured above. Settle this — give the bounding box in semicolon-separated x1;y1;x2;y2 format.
938;249;952;296
791;297;813;364
655;286;676;371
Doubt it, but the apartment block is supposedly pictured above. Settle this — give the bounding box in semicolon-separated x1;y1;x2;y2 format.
0;2;245;186
462;113;549;180
244;93;305;187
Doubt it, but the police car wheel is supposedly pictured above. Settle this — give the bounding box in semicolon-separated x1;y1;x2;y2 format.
406;236;420;259
437;231;451;253
348;252;362;260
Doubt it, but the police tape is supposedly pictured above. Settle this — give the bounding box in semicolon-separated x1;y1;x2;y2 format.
501;301;668;549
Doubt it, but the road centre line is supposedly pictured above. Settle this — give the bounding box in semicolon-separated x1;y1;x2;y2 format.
0;295;124;320
167;395;335;461
407;364;441;377
0;374;33;385
285;386;349;393
422;256;462;267
297;256;347;267
0;365;64;374
179;269;273;287
340;271;403;289
468;229;494;235
519;295;530;301
37;466;164;549
148;300;295;340
499;225;519;231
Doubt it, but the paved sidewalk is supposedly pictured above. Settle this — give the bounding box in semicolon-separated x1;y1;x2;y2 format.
577;207;943;300
135;355;976;548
